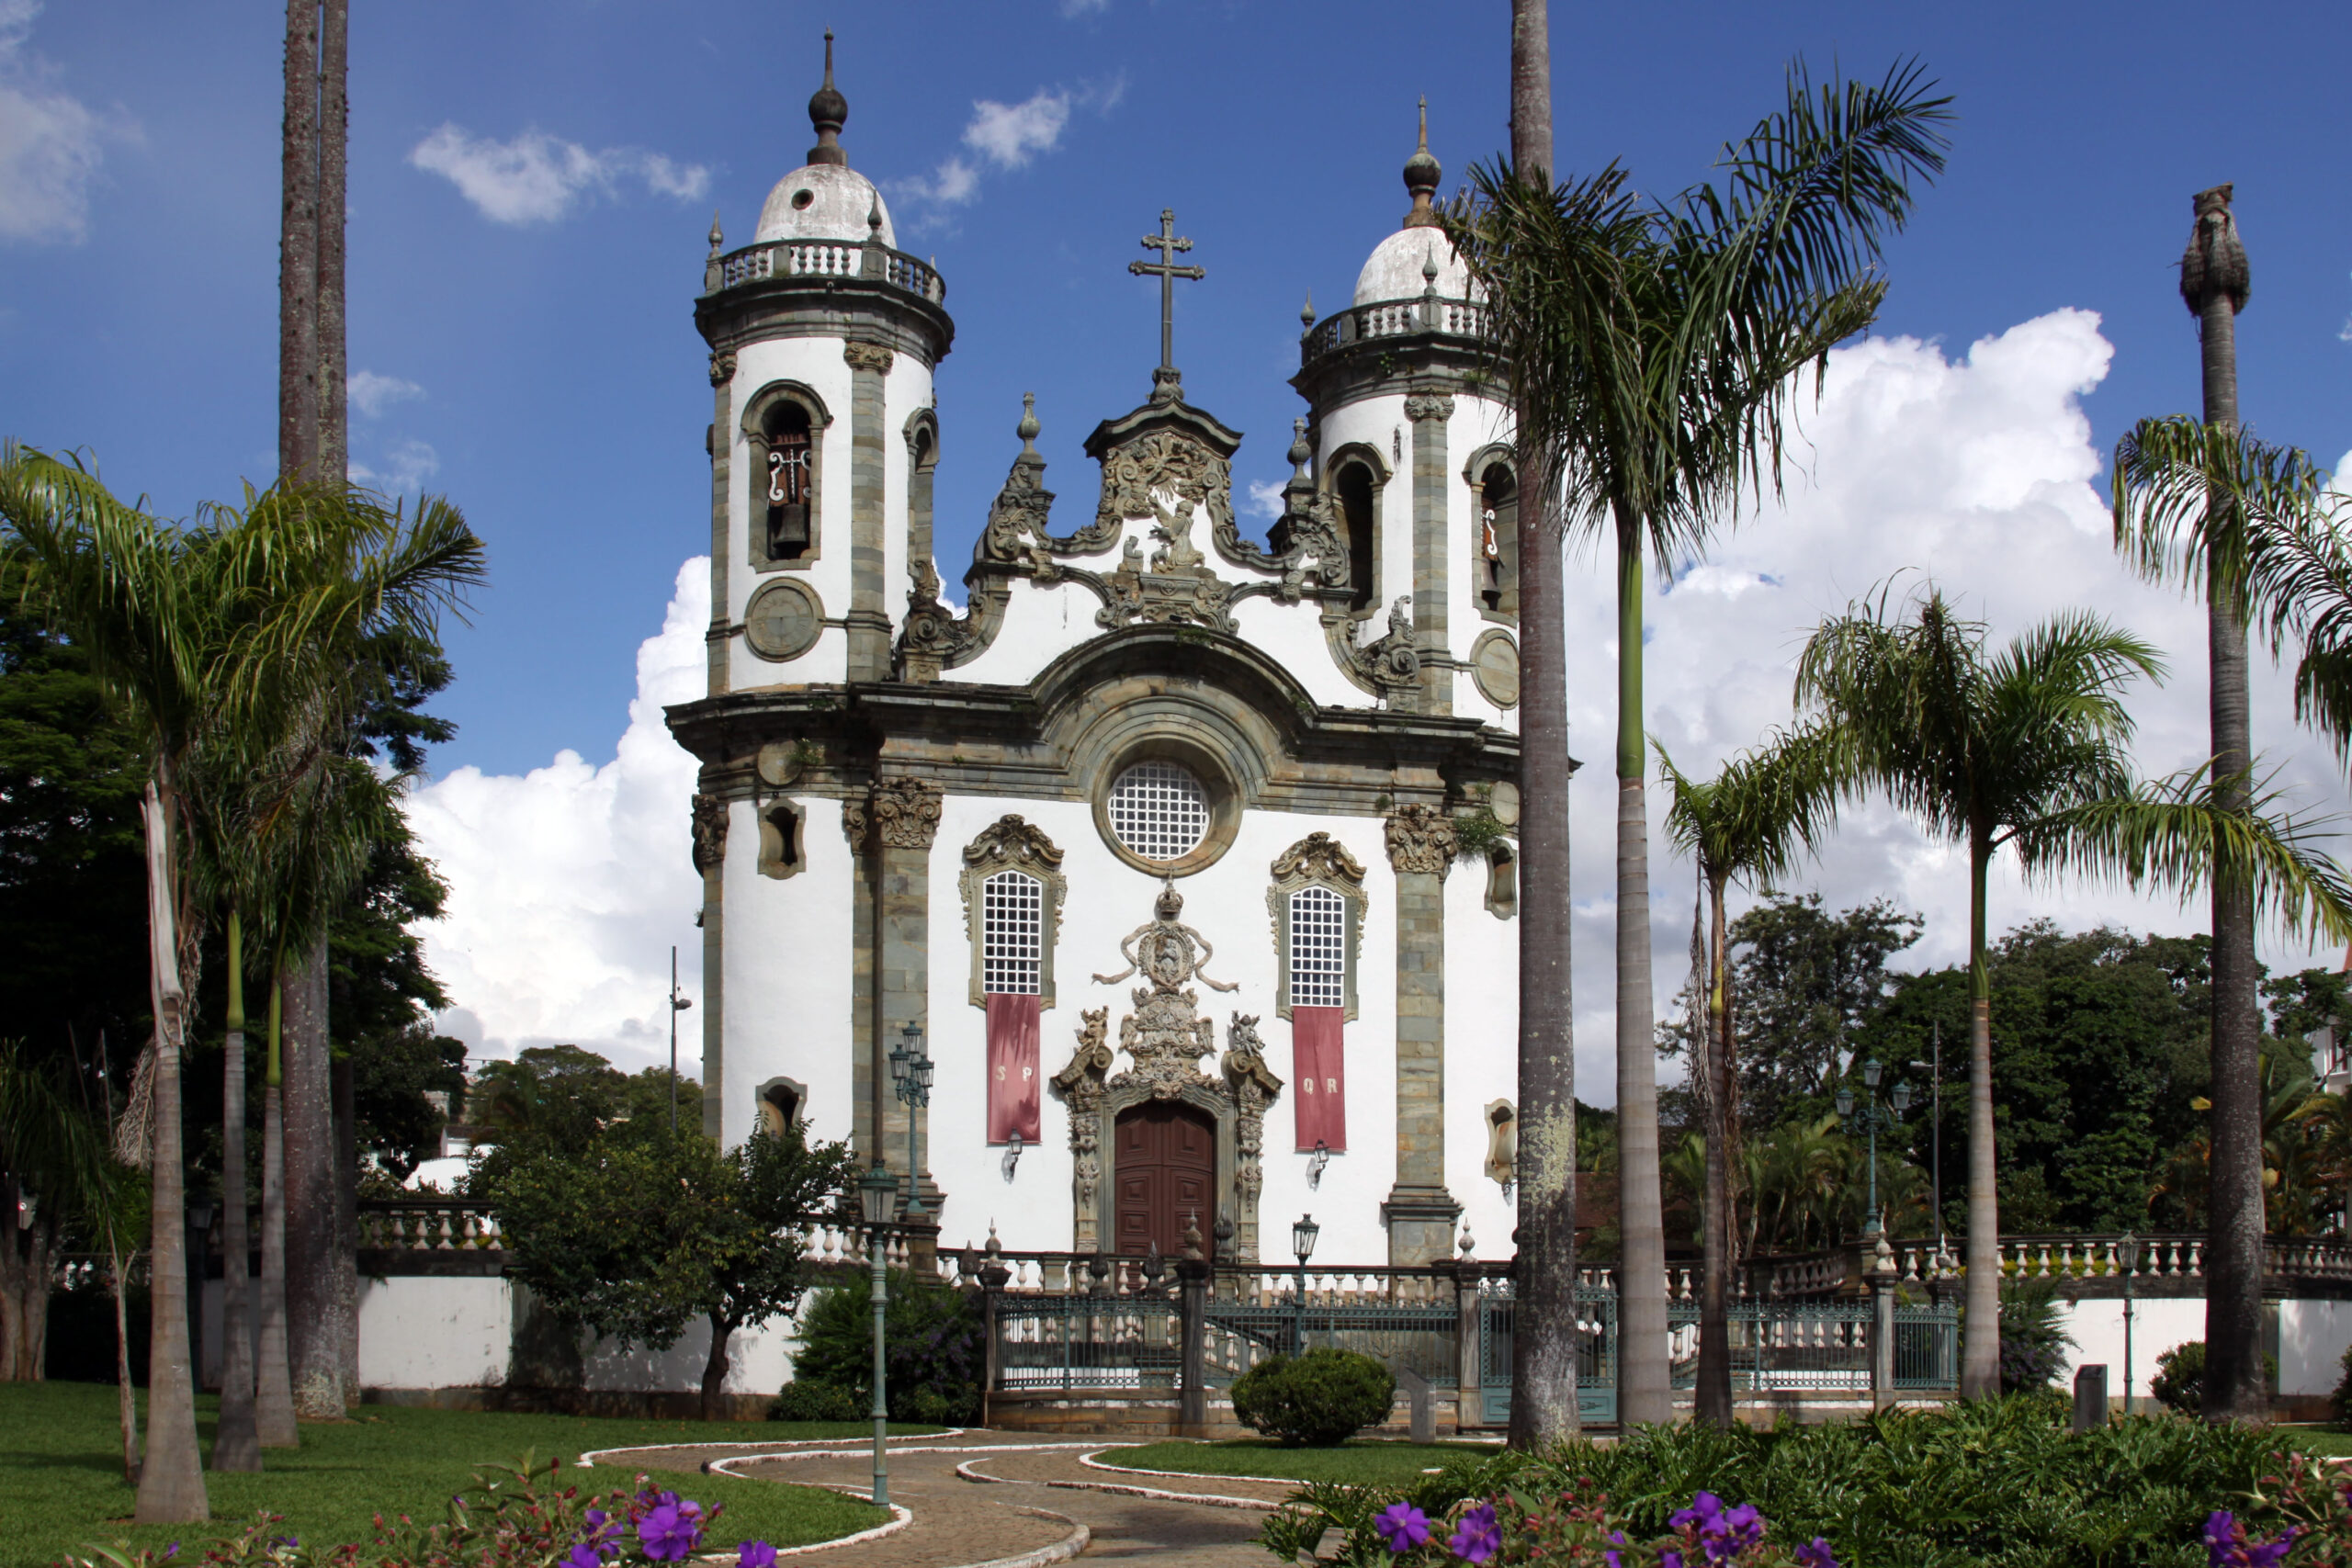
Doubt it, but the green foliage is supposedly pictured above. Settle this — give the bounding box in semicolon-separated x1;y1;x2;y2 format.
1262;1396;2293;1568
770;1380;863;1423
2330;1341;2352;1429
790;1270;985;1425
1451;807;1509;862
1997;1281;2076;1393
2149;1340;2275;1416
1720;891;1924;1131
1230;1348;1396;1448
468;1044;694;1166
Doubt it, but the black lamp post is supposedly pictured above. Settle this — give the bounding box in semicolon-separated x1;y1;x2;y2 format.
1291;1213;1319;1355
888;1021;933;1220
1836;1059;1913;1239
857;1162;898;1506
2119;1230;2140;1417
186;1191;216;1388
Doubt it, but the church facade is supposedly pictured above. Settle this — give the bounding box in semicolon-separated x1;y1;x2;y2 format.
666;44;1532;1269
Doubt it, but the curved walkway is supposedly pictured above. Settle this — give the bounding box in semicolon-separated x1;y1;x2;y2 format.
619;1432;1283;1568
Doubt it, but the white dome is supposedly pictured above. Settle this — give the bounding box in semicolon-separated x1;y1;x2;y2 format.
754;163;898;250
1353;228;1472;307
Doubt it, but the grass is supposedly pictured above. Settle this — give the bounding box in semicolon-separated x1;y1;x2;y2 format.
0;1382;912;1568
1106;1438;1497;1487
2279;1424;2352;1456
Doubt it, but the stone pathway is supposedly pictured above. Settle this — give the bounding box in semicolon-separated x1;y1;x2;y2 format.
616;1433;1284;1568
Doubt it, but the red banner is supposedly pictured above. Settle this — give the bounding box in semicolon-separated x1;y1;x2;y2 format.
986;992;1042;1144
1293;1005;1346;1152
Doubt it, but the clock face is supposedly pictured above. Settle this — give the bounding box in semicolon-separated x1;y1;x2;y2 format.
744;578;822;661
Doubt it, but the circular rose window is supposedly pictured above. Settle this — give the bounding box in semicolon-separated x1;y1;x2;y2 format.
1106;761;1210;863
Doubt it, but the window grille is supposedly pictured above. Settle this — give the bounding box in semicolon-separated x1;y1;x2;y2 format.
1290;886;1346;1008
1107;761;1210;862
981;870;1043;995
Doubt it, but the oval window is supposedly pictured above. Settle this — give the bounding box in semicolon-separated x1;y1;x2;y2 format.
790;188;815;210
1106;761;1210;863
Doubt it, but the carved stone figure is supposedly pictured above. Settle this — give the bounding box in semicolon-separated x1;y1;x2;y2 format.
841;340;895;374
897;557;983;682
691;793;728;874
1343;595;1422;706
1049;1008;1114;1253
707;350;736;388
1385;801;1461;878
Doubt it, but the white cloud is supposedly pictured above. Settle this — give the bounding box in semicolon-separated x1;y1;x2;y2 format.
1060;0;1109;15
965;89;1069;169
1582;306;2349;1102
0;1;133;243
349;370;424;419
403;559;706;1071
408;124;710;226
898;155;980;208
1246;479;1286;520
351;439;438;493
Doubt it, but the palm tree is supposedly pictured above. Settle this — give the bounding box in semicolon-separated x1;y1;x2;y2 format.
1657;724;1846;1426
1453;62;1950;1428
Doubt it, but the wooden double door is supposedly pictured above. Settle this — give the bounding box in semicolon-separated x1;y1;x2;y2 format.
1114;1100;1215;1258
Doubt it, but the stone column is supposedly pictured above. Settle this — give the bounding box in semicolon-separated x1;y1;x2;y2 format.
691;793;728;1139
1405;393;1454;716
1383;803;1461;1265
706;351;735;694
843;342;895;681
868;777;942;1214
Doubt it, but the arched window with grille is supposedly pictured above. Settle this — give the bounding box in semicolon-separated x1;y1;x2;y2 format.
960;818;1065;1150
982;870;1043;996
1268;835;1366;1156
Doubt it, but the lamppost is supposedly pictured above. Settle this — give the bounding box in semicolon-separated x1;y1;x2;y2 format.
888;1021;933;1220
1291;1213;1318;1356
2119;1230;2140;1418
667;946;693;1136
857;1162;897;1506
1836;1059;1913;1239
187;1191;215;1387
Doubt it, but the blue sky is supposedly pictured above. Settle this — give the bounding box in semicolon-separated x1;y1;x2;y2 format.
9;2;2352;1074
6;0;2348;778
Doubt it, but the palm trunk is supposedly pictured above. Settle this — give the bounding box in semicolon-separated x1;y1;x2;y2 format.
212;910;261;1470
283;935;342;1419
1505;0;1578;1450
277;0;320;483
1959;829;2001;1399
1613;511;1669;1427
701;1314;733;1422
1694;870;1735;1427
133;781;207;1523
316;0;347;485
255;973;297;1447
2190;186;2265;1426
111;1237;139;1483
332;1054;358;1406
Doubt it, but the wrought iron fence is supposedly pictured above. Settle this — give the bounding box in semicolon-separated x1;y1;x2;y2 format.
1893;1301;1960;1389
1199;1292;1455;1388
993;1293;1183;1393
1478;1280;1619;1425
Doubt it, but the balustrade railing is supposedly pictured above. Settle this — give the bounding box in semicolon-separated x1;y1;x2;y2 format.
1301;295;1488;363
708;241;944;304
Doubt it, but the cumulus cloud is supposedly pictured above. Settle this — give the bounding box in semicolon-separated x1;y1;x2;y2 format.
892;77;1121;220
408;124;710;225
1246;479;1286;521
403;559;706;1071
351;439;439;493
1580;307;2348;1100
0;0;133;243
349;370;424;419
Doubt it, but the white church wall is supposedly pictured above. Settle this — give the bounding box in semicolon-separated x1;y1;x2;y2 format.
879;360;934;630
356;1275;513;1390
1447;395;1522;732
721;796;860;1150
726;336;859;691
1445;850;1521;1257
2048;1296;2211;1403
949;572;1080;687
1227;590;1369;710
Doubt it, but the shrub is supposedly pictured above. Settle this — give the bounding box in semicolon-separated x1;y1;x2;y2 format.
2151;1340;2278;1417
770;1380;862;1423
1996;1280;2075;1393
2332;1341;2352;1429
1230;1348;1396;1447
789;1270;983;1426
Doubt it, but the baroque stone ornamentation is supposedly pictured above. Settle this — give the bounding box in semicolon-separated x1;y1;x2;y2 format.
1092;429;1235;549
707;350;736;388
1267;832;1370;1022
1403;393;1456;423
1385;801;1461;878
691;793;728;874
866;776;943;850
841;340;895;374
1049;1008;1114;1251
896;558;984;682
1222;1012;1283;1222
840;796;868;846
1270;830;1366;890
1335;595;1422;707
957;816;1067;1010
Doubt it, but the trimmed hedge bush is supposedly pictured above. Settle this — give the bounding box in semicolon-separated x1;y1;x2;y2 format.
1230;1348;1396;1447
770;1380;863;1422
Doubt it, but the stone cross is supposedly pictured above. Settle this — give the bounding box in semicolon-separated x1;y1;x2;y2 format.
1129;208;1204;374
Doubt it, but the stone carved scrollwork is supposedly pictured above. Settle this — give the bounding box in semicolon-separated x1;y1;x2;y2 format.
690;793;728;874
1270;831;1366;889
1336;595;1422;708
1404;393;1456;423
1385;802;1461;878
1222;1013;1283;1232
707;351;736;388
866;776;943;850
840;797;868;846
1093;430;1235;553
1049;1008;1114;1254
842;341;895;374
896;558;984;682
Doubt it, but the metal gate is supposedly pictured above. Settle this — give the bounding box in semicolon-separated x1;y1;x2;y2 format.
1478;1279;1617;1426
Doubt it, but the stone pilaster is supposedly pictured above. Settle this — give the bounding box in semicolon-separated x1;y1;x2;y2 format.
691;792;728;1138
707;352;735;695
868;777;942;1213
843;340;895;681
1384;802;1461;1265
845;797;880;1166
1406;393;1454;716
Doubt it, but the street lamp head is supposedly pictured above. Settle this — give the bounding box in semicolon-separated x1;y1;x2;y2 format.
888;1039;909;1081
187;1195;216;1232
902;1020;924;1051
1892;1080;1913;1113
2119;1229;2140;1271
1836;1088;1855;1119
913;1053;934;1093
1293;1213;1319;1266
1862;1057;1883;1089
859;1164;897;1227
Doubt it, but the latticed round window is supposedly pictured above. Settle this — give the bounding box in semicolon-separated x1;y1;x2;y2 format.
1107;761;1210;863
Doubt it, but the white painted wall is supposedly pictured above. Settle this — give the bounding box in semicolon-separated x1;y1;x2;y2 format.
720;795;858;1151
356;1275;512;1389
2047;1296;2207;1404
2282;1299;2352;1396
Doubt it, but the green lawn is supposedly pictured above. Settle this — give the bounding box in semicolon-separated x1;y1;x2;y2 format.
0;1382;910;1568
1106;1438;1498;1487
2279;1425;2352;1456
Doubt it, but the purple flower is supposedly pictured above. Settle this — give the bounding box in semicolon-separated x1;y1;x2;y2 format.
1375;1504;1431;1554
164;1548;178;1561
1662;1552;1685;1568
738;1542;778;1568
1795;1540;1838;1568
563;1546;603;1568
638;1503;704;1562
2246;1534;2299;1568
1447;1503;1501;1565
1670;1494;1724;1533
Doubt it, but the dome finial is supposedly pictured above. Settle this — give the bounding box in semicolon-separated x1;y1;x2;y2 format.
1016;392;1041;455
1300;290;1316;333
1402;96;1442;230
707;209;723;255
808;29;849;166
